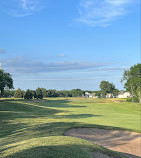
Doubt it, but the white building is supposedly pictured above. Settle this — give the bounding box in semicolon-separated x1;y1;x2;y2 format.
84;92;98;98
117;91;131;98
85;92;90;98
106;93;113;98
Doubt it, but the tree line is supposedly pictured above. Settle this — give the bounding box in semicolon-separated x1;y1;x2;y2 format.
4;88;86;99
0;63;141;103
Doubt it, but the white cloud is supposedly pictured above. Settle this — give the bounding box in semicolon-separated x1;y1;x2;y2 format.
20;0;40;11
2;0;45;17
77;0;133;27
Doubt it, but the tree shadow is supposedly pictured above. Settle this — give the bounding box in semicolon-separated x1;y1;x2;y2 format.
0;101;65;138
0;99;24;102
38;99;87;108
0;98;97;140
0;100;64;119
57;114;102;119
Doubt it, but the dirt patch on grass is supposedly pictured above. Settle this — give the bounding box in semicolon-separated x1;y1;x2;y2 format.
65;128;141;158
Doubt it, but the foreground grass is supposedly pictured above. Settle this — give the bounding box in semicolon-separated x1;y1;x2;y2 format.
0;98;140;158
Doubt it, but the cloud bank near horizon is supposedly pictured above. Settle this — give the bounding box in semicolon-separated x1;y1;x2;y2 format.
3;56;112;74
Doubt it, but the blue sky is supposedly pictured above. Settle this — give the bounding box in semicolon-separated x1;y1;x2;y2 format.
0;0;140;91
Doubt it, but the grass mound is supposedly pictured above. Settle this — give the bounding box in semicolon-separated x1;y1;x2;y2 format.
1;137;93;158
1;136;126;158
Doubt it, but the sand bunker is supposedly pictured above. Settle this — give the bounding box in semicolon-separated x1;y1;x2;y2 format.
65;128;141;158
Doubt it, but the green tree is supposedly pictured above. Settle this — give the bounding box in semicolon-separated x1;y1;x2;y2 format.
100;81;116;98
36;88;43;99
70;89;83;97
32;90;37;99
41;88;47;98
94;91;101;97
3;90;15;98
58;90;72;97
0;69;13;97
121;63;141;103
46;89;58;97
14;88;23;98
24;89;33;100
112;89;119;97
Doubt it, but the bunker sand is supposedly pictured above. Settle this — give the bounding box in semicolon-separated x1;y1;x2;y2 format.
65;128;141;158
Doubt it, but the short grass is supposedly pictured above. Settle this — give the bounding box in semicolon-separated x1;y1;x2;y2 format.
0;98;140;158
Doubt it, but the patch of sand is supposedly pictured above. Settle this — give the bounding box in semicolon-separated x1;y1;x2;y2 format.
65;128;141;158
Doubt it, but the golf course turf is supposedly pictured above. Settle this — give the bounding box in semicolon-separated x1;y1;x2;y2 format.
0;98;140;158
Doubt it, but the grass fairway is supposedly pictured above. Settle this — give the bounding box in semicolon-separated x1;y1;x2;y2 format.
0;98;140;158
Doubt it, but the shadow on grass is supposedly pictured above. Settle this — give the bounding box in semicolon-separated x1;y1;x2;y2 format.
0;99;24;102
0;98;99;139
57;114;102;119
0;101;64;138
0;100;63;118
40;99;87;108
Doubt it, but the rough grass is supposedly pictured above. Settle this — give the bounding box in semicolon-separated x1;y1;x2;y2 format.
0;98;140;158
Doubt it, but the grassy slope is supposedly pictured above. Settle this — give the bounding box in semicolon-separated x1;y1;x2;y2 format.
0;98;140;158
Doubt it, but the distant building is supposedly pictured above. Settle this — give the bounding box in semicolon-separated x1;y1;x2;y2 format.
84;91;131;99
117;91;131;98
84;92;98;98
89;93;98;98
106;93;113;98
85;92;90;98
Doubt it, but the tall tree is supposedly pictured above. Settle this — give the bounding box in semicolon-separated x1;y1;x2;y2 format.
121;63;141;103
0;69;13;97
99;81;116;98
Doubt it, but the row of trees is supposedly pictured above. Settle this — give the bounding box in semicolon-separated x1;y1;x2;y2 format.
0;63;140;102
4;86;118;99
13;88;85;99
